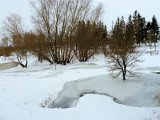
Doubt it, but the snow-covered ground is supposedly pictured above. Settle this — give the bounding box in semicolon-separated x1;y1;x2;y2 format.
0;44;160;120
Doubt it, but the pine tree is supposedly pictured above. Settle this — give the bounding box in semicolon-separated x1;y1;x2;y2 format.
74;20;107;62
133;11;139;44
132;11;146;45
125;15;135;47
139;17;146;44
151;15;159;50
146;22;152;47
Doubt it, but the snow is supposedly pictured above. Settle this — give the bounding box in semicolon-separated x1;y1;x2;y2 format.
0;56;12;63
0;45;160;120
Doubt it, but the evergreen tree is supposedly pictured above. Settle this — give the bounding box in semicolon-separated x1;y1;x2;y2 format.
133;11;139;44
74;20;107;62
132;11;146;45
125;15;135;48
151;15;159;50
139;17;146;44
146;22;152;47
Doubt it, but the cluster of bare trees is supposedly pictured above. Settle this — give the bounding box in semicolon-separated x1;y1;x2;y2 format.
30;0;103;65
1;0;105;67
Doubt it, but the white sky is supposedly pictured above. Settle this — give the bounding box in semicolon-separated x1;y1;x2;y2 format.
99;0;160;29
0;0;160;34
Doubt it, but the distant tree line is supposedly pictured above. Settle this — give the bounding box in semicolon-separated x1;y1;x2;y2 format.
132;11;159;48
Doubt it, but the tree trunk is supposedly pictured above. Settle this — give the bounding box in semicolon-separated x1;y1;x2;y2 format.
122;71;126;80
123;61;126;80
154;42;157;51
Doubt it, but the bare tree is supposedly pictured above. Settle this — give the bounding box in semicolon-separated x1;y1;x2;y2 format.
104;17;141;80
2;14;28;67
30;0;103;65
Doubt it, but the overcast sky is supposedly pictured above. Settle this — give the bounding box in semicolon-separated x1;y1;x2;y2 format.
100;0;160;29
0;0;160;34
